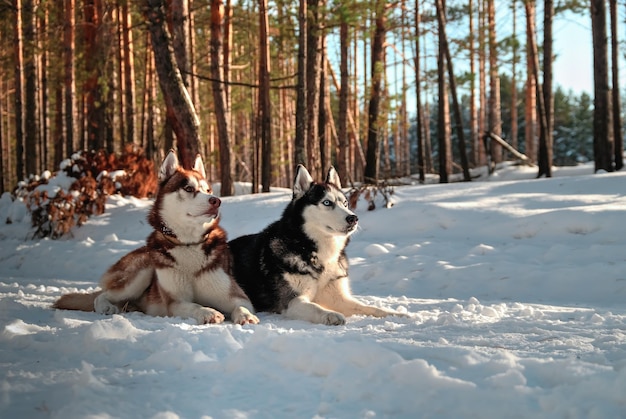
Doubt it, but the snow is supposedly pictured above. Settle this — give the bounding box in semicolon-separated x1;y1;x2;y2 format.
1;162;626;418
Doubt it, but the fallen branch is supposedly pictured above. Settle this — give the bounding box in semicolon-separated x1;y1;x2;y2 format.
485;132;534;166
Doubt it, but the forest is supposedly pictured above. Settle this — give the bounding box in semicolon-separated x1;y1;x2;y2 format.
0;0;623;197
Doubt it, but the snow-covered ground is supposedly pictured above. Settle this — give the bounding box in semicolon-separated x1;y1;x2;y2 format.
1;163;625;418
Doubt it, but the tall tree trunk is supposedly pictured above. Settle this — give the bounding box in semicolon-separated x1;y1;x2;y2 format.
116;5;126;148
590;0;613;172
209;0;234;195
38;6;48;171
364;0;385;182
347;32;354;179
189;0;200;134
145;0;200;169
171;0;190;86
1;76;9;191
524;0;549;176
84;0;109;151
478;0;487;167
64;0;75;155
258;0;271;192
487;0;502;165
414;0;425;183
537;0;554;177
401;37;410;177
435;0;471;181
0;81;3;193
14;0;24;181
223;0;232;134
318;49;329;173
145;43;156;159
609;0;623;170
337;14;349;182
436;0;451;183
121;0;136;144
294;0;307;167
510;0;518;151
53;2;64;167
52;1;63;166
469;0;478;167
524;0;536;163
305;0;322;177
23;0;36;175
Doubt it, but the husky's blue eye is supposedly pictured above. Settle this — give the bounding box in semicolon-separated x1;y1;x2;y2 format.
322;199;332;206
183;185;195;193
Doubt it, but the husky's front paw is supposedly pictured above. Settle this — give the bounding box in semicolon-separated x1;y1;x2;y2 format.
321;311;346;326
195;307;225;324
94;293;120;315
231;306;260;325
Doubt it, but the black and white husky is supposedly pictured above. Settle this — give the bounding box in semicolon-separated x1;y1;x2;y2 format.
54;150;259;325
229;165;401;325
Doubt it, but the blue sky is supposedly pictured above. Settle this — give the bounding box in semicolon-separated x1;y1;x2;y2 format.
552;10;594;94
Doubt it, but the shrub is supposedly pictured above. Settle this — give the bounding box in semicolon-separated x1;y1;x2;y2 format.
13;145;157;239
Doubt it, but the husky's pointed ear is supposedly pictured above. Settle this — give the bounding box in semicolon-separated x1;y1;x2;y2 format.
159;150;180;181
192;154;207;179
293;164;313;199
326;166;342;189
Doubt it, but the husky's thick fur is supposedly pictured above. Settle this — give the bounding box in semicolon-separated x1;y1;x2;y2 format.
53;151;259;325
228;165;400;325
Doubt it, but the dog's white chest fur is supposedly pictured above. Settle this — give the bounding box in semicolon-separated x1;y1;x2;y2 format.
158;246;229;307
284;235;347;300
168;246;208;275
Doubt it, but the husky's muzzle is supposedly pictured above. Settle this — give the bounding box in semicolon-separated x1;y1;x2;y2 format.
346;214;358;232
205;196;221;217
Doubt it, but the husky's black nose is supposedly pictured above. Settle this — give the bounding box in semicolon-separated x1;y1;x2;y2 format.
209;196;221;208
346;214;358;226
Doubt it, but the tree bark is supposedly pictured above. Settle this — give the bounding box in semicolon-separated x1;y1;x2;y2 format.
524;0;550;176
436;0;451;183
510;1;518;152
53;0;64;166
337;15;349;182
609;0;623;170
590;0;613;172
364;0;385;183
305;0;322;177
487;0;502;165
121;0;136;144
171;0;190;86
537;0;554;177
209;0;234;195
84;0;107;151
524;0;536;163
294;0;307;167
64;0;75;156
435;0;471;181
258;0;271;192
145;0;200;170
38;6;49;171
14;0;24;181
23;0;36;175
414;0;425;183
318;49;329;173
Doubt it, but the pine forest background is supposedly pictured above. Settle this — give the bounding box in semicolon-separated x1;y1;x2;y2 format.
0;0;624;197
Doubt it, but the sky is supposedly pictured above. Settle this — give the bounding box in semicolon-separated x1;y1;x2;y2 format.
366;4;623;116
1;160;625;418
552;10;597;95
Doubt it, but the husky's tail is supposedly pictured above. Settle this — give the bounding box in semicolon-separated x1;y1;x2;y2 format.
52;290;102;312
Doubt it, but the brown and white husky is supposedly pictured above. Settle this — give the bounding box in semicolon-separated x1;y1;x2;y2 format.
53;150;259;325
